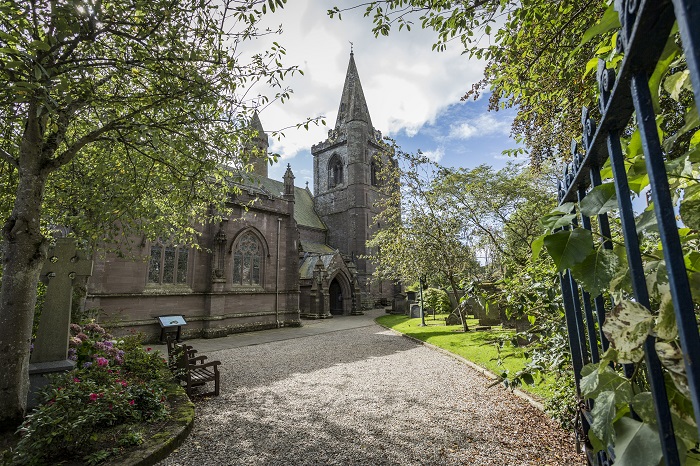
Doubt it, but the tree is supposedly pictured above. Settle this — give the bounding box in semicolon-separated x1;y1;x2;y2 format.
0;0;299;429
367;147;480;314
435;163;556;272
329;0;607;166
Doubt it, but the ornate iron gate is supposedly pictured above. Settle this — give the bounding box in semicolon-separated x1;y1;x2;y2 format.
556;0;700;464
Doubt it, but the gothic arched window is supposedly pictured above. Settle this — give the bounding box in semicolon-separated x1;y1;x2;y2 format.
371;159;380;186
232;232;263;286
328;155;343;188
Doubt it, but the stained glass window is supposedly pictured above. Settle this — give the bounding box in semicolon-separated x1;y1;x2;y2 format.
232;232;262;286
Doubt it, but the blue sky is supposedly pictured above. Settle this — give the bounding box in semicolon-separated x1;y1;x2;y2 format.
254;1;525;186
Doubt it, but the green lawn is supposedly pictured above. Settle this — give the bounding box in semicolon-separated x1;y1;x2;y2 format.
376;314;559;402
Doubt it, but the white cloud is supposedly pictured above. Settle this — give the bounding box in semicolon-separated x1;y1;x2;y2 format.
245;0;486;160
422;147;445;163
448;114;511;140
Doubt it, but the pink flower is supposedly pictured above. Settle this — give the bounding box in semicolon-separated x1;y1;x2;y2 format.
73;378;80;383
95;357;109;367
76;332;89;342
129;400;135;406
147;347;152;352
89;393;98;402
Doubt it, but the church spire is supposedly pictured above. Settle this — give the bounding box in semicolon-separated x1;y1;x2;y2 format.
335;51;373;130
248;110;269;178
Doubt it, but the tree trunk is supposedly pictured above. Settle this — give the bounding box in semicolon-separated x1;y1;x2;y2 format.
0;133;49;431
447;275;468;332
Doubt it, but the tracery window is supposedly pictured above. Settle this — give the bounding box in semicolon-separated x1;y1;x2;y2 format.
232;232;263;286
328;155;343;188
148;245;188;285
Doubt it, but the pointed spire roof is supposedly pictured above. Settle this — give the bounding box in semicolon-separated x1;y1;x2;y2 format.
335;51;373;129
250;110;266;139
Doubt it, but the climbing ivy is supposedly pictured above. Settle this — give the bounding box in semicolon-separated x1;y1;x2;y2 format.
537;4;700;462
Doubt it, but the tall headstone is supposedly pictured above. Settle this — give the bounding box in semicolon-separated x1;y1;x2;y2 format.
28;238;93;406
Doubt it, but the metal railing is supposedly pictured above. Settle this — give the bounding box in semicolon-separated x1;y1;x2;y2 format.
556;0;700;464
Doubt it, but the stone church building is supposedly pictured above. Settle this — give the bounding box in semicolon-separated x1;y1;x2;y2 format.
86;52;397;339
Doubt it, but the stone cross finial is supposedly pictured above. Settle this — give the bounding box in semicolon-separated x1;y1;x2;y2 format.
31;238;93;364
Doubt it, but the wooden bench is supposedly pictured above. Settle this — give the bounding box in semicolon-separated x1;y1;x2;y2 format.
166;337;221;397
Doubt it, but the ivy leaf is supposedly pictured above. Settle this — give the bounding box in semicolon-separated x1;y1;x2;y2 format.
635;209;658;234
580;364;632;403
655;292;677;341
663;70;691;102
603;300;653;363
543;228;594;273
580;183;617;217
680;196;700;230
631;392;656;425
656;341;690;399
613;417;663;466
590;391;618;449
644;260;669;298
570;248;619;298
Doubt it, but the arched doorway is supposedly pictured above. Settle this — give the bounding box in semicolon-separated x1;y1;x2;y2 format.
329;278;344;315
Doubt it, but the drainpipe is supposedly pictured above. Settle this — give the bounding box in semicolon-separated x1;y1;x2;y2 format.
275;217;281;328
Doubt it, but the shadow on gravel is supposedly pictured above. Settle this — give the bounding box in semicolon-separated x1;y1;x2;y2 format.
217;326;419;390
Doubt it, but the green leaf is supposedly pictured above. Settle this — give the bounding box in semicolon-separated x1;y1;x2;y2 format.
570;248;619;298
635;209;658;234
549;202;577;215
649;29;681;112
655;292;677;341
602;300;653;363
580;364;632;402
580;183;618;216
613;417;663;466
530;234;545;260
664;70;691;102
680;195;700;230
580;3;620;45
630;392;656;425
591;391;618;448
656;341;690;398
543;228;594;273
664;106;699;152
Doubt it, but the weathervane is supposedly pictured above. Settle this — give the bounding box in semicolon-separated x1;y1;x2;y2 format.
349;41;353;53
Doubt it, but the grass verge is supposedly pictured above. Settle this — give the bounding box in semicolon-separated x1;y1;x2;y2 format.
376;314;560;403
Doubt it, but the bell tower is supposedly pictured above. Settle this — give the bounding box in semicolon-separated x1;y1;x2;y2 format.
311;51;392;306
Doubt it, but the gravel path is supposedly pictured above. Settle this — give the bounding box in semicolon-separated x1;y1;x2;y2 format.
160;323;583;465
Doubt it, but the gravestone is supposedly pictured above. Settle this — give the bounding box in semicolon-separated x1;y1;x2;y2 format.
28;238;93;407
410;303;422;318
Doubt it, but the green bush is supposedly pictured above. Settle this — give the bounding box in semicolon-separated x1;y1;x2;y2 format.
421;288;452;314
13;326;171;465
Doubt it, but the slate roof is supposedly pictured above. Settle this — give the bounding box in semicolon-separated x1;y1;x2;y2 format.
235;174;326;231
299;253;336;280
300;241;336;254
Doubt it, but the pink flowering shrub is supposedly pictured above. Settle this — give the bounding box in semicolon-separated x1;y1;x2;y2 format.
13;334;171;465
68;322;125;367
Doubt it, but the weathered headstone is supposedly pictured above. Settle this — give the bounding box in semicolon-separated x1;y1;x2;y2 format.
410;303;421;318
28;238;93;406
